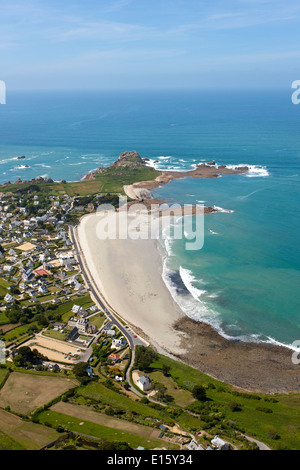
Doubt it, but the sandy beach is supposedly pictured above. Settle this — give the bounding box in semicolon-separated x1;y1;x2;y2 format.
77;154;300;394
77;212;188;356
77;208;300;394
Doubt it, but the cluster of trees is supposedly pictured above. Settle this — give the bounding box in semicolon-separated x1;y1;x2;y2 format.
73;361;92;384
192;384;207;402
5;302;61;327
73;193;120;210
91;343;109;363
152;383;174;403
17;184;41;194
13;346;47;367
134;346;157;371
60;436;132;451
18;192;52;215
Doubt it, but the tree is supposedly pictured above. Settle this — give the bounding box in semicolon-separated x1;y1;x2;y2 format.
73;362;88;378
13;346;46;367
33;314;49;327
228;401;242;412
9;285;20;295
192;385;207;402
134;346;157;371
267;430;280;440
153;383;174;403
162;364;171;377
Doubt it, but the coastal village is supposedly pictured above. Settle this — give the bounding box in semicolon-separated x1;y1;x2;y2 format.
0;157;292;451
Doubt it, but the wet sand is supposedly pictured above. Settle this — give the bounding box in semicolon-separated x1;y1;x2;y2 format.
174;317;300;394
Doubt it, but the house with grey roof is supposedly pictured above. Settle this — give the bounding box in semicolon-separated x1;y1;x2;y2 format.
211;435;230;450
137;375;152;392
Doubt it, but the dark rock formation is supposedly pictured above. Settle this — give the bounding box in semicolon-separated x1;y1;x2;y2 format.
235;166;249;171
110;151;145;168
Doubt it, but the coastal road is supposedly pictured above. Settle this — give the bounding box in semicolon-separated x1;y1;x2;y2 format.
69;225;147;386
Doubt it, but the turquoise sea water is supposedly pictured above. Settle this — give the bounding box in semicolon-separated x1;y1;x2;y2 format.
0;90;300;348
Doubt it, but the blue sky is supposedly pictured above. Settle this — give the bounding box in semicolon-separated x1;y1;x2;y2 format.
0;0;300;90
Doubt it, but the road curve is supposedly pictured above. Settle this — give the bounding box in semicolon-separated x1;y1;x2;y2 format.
69;225;136;385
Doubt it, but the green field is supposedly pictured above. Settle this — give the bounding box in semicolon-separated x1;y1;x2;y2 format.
59;294;95;322
0;311;10;326
0;408;61;450
148;352;300;450
75;380;203;433
145;369;195;407
88;312;106;329
42;328;67;341
3;322;39;344
0;368;9;389
76;382;161;418
0;430;27;450
1;166;160;197
38;409;179;450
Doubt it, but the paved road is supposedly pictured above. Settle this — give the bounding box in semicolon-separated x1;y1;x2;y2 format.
243;435;271;451
69;225;147;386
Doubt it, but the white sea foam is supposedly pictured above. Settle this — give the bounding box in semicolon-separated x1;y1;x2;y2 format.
0;156;20;165
81;153;104;159
179;266;207;301
213;205;233;213
264;336;300;352
223;163;269;178
161;260;211;321
10;165;30;171
145;159;159;169
160;250;296;348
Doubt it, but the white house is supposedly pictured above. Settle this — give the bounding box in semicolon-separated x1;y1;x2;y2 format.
185;440;205;451
72;304;81;314
59;252;75;266
137;375;152;392
72;304;87;317
106;329;116;338
4;293;15;303
76;317;89;333
38;284;49;294
3;265;14;272
22;268;33;281
211;436;230;450
112;337;127;349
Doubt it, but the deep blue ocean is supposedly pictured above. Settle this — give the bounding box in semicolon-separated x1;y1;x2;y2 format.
1;90;300;348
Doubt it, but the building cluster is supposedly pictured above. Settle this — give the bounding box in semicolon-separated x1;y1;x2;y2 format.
0;192;86;307
185;435;231;451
